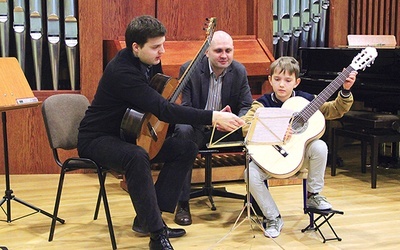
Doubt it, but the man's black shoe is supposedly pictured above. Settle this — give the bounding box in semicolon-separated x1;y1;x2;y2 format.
164;226;186;238
174;202;192;226
132;216;149;236
149;228;174;250
132;216;186;238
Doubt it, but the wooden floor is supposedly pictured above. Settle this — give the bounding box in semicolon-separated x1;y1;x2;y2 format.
0;144;400;250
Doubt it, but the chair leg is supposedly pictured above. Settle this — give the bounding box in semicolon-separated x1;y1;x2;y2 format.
48;169;67;242
302;179;314;226
97;167;117;250
94;171;107;220
331;129;338;176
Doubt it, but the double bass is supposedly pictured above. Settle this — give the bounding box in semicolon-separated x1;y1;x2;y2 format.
120;17;217;159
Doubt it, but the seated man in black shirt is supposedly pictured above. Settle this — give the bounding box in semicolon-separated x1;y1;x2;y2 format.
77;16;244;250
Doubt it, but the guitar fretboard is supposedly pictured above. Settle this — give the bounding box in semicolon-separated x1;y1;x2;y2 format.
294;65;354;123
169;41;210;102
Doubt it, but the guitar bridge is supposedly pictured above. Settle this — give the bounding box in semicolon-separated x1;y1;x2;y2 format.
273;145;288;157
147;122;158;142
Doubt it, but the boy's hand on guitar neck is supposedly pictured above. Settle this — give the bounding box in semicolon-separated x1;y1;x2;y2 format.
343;69;358;90
212;110;245;132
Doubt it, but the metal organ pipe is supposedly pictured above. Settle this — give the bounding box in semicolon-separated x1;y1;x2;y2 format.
64;0;78;90
0;0;9;57
13;0;26;72
47;0;60;90
30;0;43;90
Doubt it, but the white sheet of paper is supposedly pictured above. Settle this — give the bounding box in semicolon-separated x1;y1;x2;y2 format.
246;107;293;144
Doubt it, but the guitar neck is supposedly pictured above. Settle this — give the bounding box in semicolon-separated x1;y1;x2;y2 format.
299;65;355;121
169;39;210;103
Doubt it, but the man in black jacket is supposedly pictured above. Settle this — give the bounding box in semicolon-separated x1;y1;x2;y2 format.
172;31;253;226
77;16;244;250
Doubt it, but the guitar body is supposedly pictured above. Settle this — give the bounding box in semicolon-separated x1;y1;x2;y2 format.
120;74;179;159
247;96;326;178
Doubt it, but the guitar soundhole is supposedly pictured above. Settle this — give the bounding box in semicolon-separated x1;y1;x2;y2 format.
291;113;308;134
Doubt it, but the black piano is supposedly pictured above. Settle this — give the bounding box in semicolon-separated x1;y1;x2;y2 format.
298;47;400;114
298;47;400;172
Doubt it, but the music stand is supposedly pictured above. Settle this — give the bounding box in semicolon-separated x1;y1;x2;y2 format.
225;108;293;239
0;58;64;223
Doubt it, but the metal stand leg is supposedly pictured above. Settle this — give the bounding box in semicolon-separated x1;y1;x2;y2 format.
228;148;264;235
190;149;245;210
0;112;64;223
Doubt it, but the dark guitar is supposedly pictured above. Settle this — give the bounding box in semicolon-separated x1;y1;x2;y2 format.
120;17;217;159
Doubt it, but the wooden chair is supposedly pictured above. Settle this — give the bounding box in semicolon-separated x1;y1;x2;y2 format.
42;94;117;250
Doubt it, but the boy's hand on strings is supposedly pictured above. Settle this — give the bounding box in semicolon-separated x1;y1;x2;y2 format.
283;125;293;144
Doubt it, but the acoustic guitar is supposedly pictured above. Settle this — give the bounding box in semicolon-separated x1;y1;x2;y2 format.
120;17;217;159
246;47;378;178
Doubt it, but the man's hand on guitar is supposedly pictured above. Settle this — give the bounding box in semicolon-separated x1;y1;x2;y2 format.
212;111;245;132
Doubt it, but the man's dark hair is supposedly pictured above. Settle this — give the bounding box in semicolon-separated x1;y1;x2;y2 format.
125;15;167;50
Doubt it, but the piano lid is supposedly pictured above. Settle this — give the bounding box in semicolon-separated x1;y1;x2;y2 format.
299;47;400;83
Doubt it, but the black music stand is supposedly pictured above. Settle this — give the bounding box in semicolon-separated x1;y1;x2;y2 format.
0;58;64;223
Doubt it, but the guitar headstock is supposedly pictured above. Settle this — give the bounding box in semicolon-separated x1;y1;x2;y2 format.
204;17;217;43
351;47;378;71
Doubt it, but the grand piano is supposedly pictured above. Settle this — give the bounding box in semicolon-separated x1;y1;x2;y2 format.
298;47;400;114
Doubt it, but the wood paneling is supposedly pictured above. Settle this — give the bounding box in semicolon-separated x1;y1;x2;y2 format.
328;0;350;47
157;0;250;40
2;0;275;175
346;0;400;45
0;90;80;175
78;0;156;102
104;36;273;79
9;0;398;175
78;0;104;102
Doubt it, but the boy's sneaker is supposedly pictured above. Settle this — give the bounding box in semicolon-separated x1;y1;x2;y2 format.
264;216;283;238
306;194;332;210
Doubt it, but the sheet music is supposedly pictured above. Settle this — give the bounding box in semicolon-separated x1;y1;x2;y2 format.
246;107;293;145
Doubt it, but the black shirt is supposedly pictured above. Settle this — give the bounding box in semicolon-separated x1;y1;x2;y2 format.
78;48;213;140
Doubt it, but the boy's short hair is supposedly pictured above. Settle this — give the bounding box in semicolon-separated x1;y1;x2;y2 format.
269;56;300;79
125;15;167;50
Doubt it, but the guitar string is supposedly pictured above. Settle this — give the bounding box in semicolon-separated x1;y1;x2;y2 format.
291;66;353;126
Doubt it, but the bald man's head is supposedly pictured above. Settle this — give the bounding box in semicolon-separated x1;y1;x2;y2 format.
206;30;234;76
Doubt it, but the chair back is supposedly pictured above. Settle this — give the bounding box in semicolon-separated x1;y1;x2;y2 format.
42;94;89;150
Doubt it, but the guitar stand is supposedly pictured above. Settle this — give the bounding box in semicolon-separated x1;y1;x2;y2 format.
301;207;344;243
